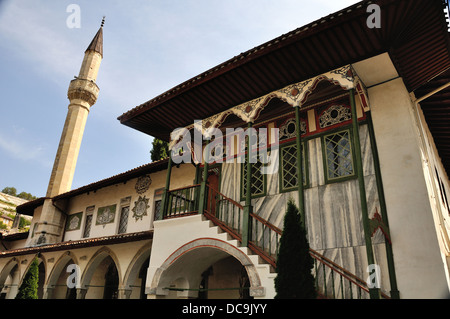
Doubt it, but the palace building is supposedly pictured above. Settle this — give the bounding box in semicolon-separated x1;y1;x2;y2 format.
1;0;450;299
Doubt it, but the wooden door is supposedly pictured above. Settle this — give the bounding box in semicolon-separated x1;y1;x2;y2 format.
206;171;219;215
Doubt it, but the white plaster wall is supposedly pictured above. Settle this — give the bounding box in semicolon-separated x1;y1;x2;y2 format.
369;77;450;298
62;163;196;241
147;214;275;299
0;239;151;299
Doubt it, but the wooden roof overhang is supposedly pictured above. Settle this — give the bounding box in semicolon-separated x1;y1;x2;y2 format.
118;0;450;136
0;231;153;258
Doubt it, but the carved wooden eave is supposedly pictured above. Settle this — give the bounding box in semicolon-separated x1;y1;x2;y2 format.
169;64;369;149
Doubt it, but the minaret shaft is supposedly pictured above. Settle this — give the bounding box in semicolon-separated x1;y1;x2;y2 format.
46;101;90;197
31;23;103;246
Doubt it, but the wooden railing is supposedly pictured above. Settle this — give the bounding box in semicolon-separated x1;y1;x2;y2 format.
163;184;390;299
247;212;390;299
310;248;390;299
203;185;244;241
164;184;200;219
248;213;281;268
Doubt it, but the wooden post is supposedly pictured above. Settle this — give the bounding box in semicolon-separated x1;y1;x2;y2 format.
367;111;400;299
242;122;253;247
160;154;173;220
295;105;306;225
350;89;380;299
198;140;210;215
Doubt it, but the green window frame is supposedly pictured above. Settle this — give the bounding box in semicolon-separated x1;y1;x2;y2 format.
279;142;308;192
241;160;267;200
322;129;356;183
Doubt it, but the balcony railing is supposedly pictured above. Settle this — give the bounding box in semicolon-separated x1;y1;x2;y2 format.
162;183;390;299
163;184;200;219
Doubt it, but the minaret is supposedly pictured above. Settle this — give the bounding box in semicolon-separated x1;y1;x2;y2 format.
31;19;104;246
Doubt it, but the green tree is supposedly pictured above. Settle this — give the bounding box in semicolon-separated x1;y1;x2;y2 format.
19;216;31;229
274;199;317;299
17;192;37;200
2;187;37;200
16;257;39;299
2;187;17;196
150;138;169;162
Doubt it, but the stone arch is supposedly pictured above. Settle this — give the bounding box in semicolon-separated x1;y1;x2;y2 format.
0;258;19;287
0;258;20;299
45;251;78;299
80;247;122;298
150;238;264;299
122;242;151;298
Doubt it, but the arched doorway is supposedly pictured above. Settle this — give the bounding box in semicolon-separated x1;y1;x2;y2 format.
150;238;263;299
198;256;251;299
46;254;77;299
84;255;119;299
0;260;20;299
81;249;121;299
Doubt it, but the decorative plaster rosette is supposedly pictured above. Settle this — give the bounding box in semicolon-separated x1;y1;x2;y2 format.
135;175;152;194
132;196;150;221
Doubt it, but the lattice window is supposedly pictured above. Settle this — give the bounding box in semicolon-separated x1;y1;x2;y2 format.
118;206;129;234
241;160;265;198
280;143;306;191
323;130;354;181
154;200;162;221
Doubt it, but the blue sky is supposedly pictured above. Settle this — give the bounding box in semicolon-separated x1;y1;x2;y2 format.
0;0;360;198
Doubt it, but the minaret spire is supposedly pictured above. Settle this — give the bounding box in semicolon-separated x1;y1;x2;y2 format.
30;22;105;247
85;17;104;60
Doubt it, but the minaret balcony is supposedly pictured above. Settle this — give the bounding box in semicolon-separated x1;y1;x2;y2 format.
68;78;100;107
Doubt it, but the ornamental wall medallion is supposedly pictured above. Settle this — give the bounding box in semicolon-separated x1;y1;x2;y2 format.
66;212;83;231
279;118;307;141
135;175;152;194
132;196;150;221
319;105;351;129
96;205;116;226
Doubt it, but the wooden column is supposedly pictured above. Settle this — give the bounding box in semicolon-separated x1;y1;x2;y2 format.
295;105;306;225
242;122;253;247
160;154;173;220
367;111;400;299
350;89;380;299
198;140;210;215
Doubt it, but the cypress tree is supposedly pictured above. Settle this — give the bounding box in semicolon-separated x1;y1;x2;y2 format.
150;138;169;162
15;257;39;299
274;199;317;299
